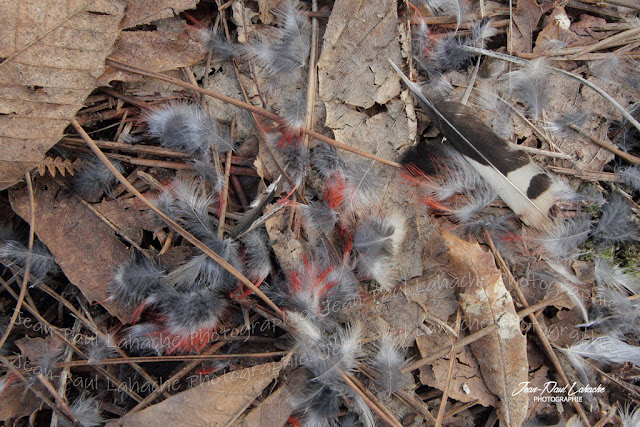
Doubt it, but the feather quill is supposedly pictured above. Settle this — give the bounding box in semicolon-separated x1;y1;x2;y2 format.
390;59;558;229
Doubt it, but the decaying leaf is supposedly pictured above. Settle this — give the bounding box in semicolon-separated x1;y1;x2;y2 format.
264;202;305;275
417;332;498;408
317;0;402;109
119;0;198;29
442;229;529;427
0;0;126;191
0;380;42;423
533;7;580;53
0;336;66;423
107;362;283;426
15;335;65;368
99;17;205;84
9;177;130;321
406;267;498;407
510;0;543;54
240;368;307;427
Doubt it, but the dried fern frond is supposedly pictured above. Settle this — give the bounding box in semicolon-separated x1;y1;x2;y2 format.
37;156;81;177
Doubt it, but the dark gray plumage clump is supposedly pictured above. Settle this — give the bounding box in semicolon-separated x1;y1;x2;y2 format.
73;156;123;200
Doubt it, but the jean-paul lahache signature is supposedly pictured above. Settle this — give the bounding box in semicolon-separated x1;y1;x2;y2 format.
513;381;605;397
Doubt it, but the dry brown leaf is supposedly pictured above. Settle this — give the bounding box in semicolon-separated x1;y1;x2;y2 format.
240;368;307;426
94;197;152;245
119;0;197;29
9;177;130;322
264;202;305;275
0;381;42;423
0;0;126;191
317;0;402;109
15;335;65;371
99;18;205;84
107;362;283;426
204;70;256;141
442;229;528;427
0;336;66;422
417;333;498;408
510;0;543;54
408;268;497;407
534;7;580;53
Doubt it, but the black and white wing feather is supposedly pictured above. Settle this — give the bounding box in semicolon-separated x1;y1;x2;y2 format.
390;59;558;229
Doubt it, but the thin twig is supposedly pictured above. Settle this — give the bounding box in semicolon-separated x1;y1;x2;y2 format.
128;327;239;413
35;281;171;398
569;26;640;58
218;117;235;239
340;371;403;427
50;319;81;427
435;308;461;427
0;277;144;402
56;351;288;367
102;87;152;110
348;373;403;426
548;166;621;182
36;373;81;426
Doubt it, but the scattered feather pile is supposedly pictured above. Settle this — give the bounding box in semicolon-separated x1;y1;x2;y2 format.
292;319;374;426
108;180;270;353
4;2;640;425
311;144;382;215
